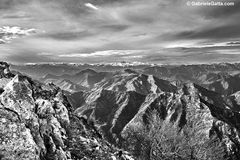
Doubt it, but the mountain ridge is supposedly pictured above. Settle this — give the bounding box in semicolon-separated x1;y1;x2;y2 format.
2;61;240;159
0;62;134;160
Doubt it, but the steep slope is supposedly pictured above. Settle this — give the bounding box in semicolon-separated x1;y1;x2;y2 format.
0;72;71;159
72;69;110;88
95;71;177;95
66;71;179;143
70;78;240;158
41;69;111;91
44;78;88;93
0;62;134;160
73;89;146;143
207;74;240;96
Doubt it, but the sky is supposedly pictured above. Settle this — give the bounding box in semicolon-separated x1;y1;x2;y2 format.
0;0;240;64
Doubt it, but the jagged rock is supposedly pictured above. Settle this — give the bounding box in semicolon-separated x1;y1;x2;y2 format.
66;115;135;160
0;62;135;160
0;62;71;160
0;116;40;160
0;61;14;79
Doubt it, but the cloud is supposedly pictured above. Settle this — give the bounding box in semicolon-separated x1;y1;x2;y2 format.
0;26;36;43
201;0;240;19
99;24;129;32
175;23;240;40
0;0;32;10
227;41;240;45
0;0;240;64
0;26;35;35
6;52;56;64
85;3;99;10
40;30;93;40
58;50;145;58
0;0;17;9
1;12;31;19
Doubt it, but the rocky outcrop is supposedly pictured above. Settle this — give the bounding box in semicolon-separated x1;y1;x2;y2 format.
0;62;135;160
0;63;71;159
66;115;134;160
0;62;14;79
0;62;14;89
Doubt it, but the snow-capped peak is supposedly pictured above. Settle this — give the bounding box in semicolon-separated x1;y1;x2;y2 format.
96;61;157;67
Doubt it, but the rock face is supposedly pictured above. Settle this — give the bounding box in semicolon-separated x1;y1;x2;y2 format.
0;62;14;79
0;67;71;159
0;62;135;160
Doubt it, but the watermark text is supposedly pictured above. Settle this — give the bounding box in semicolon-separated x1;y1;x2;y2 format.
186;1;235;6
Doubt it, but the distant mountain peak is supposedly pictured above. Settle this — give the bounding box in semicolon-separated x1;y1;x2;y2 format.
76;68;97;75
123;68;138;74
95;71;177;95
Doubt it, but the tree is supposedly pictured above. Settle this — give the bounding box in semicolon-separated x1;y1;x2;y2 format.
123;110;227;160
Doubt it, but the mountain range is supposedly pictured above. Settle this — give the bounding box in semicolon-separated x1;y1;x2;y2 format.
0;62;134;160
2;62;240;159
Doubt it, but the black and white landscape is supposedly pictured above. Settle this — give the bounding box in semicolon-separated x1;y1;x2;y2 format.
1;0;240;160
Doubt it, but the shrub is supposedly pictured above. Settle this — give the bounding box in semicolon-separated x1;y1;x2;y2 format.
123;111;227;160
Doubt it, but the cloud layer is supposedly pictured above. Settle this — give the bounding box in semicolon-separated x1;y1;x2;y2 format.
0;26;36;43
0;0;240;64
